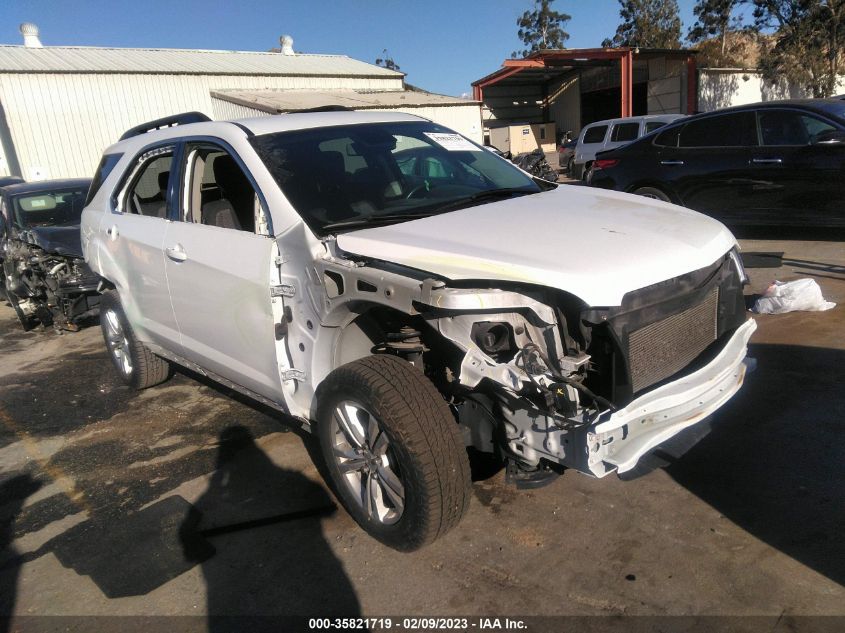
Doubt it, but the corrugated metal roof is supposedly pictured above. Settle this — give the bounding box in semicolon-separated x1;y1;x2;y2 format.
0;45;402;77
210;89;479;113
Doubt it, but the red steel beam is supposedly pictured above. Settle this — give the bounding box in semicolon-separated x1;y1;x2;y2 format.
686;55;698;114
620;49;633;117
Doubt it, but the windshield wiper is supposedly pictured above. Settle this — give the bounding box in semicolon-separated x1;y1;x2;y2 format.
323;211;436;232
426;187;535;214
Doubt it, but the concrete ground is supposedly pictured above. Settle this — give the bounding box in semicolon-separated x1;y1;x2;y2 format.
1;229;843;629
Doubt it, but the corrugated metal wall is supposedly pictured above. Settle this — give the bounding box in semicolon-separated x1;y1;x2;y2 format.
210;97;483;144
0;72;404;179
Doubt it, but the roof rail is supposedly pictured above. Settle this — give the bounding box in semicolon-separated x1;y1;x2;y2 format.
119;112;211;141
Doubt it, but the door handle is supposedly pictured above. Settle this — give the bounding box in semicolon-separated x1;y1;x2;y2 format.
751;158;783;164
165;244;187;262
106;225;119;239
660;160;685;166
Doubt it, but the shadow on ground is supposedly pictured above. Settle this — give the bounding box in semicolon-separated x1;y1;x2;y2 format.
11;425;360;624
665;343;845;587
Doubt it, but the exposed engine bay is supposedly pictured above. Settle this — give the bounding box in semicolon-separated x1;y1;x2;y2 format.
3;237;100;331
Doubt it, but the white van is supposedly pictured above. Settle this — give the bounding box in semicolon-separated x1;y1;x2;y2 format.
572;114;686;180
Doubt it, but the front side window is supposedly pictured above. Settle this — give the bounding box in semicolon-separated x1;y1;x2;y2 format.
758;110;837;146
679;112;756;148
250;122;541;235
122;149;174;217
645;121;667;134
582;125;608;144
12;187;89;228
610;122;640;142
182;144;264;234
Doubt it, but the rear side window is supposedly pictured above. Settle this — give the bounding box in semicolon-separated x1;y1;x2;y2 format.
582;126;608;144
679;112;756;147
86;153;122;205
610;122;640;142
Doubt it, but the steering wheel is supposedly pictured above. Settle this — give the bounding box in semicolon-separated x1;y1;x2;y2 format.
405;182;431;199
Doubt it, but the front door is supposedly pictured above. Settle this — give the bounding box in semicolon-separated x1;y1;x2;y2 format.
748;108;845;226
164;141;282;401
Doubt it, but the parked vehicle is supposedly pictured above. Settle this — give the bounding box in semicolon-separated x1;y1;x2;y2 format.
572;114;686;181
82;111;755;550
589;99;845;226
0;176;24;189
558;138;577;175
1;179;99;330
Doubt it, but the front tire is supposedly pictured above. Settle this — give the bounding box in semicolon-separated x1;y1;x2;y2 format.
4;286;36;331
100;290;170;389
316;355;471;551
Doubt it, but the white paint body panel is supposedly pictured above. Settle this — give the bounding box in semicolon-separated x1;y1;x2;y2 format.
337;185;737;306
163;222;281;401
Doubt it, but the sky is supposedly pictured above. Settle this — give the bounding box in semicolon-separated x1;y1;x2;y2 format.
0;0;702;97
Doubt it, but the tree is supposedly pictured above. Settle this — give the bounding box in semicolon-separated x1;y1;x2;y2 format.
752;0;845;97
512;0;571;58
375;49;400;71
688;0;755;66
603;0;683;49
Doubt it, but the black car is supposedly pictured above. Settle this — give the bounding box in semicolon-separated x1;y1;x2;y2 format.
1;178;100;330
589;99;845;226
0;176;25;189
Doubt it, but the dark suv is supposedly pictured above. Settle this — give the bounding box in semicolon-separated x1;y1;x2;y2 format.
589;99;845;226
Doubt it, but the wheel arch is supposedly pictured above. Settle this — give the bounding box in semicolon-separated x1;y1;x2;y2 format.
626;181;682;205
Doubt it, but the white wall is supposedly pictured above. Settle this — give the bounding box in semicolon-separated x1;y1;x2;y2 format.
0;72;404;179
210;97;484;144
698;69;845;112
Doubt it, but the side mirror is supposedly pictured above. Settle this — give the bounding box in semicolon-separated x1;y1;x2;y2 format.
813;130;845;145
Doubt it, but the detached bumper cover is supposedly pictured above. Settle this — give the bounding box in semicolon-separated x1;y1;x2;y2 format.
588;318;757;476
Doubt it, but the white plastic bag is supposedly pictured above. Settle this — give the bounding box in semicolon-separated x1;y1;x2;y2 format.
751;279;836;314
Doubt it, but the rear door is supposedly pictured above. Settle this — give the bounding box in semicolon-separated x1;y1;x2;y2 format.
658;111;757;221
163;139;283;402
748;108;845;226
101;145;181;348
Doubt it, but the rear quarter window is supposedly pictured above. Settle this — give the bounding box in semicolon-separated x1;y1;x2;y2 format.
86;153;123;205
582;125;608;144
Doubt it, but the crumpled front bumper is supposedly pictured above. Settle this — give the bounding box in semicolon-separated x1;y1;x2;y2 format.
586;318;757;476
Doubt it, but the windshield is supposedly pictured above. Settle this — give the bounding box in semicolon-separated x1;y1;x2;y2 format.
250;121;543;235
12;187;88;229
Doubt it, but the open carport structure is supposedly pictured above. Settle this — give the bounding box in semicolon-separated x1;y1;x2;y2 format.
472;47;698;142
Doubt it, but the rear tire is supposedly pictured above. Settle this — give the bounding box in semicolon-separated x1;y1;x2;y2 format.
316;354;471;551
633;186;672;202
100;290;170;389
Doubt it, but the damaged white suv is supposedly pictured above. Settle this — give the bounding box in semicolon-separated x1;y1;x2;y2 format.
81;110;756;550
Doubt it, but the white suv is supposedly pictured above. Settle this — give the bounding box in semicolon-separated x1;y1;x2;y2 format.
81;110;756;550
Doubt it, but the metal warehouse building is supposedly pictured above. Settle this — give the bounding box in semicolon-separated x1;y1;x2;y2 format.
0;25;482;180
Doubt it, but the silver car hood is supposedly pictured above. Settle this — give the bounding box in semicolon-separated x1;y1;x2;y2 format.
336;186;737;307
